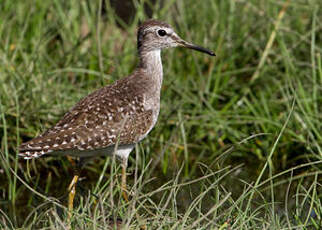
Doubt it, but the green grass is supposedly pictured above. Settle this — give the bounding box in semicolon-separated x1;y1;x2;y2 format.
0;0;321;229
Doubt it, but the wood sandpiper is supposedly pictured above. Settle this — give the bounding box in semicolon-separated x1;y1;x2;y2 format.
19;19;215;216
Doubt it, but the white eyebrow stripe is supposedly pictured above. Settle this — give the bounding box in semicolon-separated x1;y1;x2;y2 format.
145;26;173;34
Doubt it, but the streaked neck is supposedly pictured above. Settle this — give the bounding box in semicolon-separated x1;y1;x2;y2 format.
138;49;163;87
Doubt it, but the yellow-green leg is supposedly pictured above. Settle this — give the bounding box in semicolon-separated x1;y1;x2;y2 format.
121;158;128;201
68;175;79;220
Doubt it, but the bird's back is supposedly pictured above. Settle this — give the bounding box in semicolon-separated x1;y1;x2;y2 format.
19;70;159;159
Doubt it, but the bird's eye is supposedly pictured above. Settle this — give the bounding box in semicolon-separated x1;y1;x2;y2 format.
157;29;167;37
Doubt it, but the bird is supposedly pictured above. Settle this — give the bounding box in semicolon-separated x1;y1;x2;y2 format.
18;19;215;216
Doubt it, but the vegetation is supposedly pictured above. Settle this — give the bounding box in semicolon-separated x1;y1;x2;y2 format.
0;0;321;229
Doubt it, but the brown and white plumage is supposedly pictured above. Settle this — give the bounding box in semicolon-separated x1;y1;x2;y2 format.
19;19;215;162
19;71;157;159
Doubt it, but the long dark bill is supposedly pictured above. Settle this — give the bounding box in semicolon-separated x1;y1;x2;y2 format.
179;40;216;56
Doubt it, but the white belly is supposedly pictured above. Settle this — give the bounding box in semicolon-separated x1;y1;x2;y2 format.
50;144;134;160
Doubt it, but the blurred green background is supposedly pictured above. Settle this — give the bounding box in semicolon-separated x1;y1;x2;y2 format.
0;0;321;229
